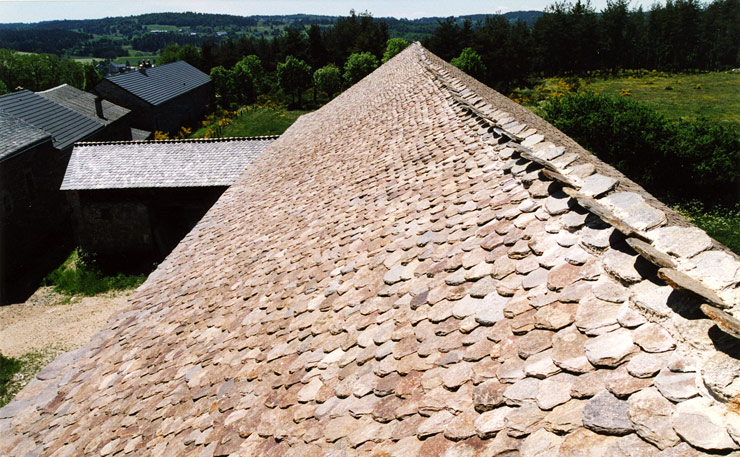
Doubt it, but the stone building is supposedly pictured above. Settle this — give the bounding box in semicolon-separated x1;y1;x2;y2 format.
93;61;212;134
3;44;740;456
60;136;275;270
0;89;131;304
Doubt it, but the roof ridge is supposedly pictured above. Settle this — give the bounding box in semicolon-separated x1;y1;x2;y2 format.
74;135;280;147
416;46;740;340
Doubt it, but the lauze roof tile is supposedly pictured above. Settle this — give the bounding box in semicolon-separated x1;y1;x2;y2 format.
2;43;740;456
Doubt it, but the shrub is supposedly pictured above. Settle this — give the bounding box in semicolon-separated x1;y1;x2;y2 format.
42;250;147;296
0;353;21;406
343;52;379;86
313;64;341;99
451;48;486;80
382;38;410;63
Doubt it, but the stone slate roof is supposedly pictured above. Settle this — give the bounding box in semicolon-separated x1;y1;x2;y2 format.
0;89;103;151
0;109;51;162
3;44;740;456
60;137;277;190
100;61;211;106
37;84;130;126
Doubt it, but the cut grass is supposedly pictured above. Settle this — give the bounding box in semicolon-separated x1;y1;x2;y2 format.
191;105;310;138
581;71;740;130
42;250;147;296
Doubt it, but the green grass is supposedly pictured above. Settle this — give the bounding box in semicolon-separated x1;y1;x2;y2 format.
191;105;310;138
582;71;740;130
144;24;180;32
1;349;59;407
42;250;147;296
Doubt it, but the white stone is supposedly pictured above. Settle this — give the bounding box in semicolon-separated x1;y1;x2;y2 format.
672;397;739;451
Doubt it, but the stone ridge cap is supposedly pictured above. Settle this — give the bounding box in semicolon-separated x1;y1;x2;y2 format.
415;45;740;338
74;135;279;147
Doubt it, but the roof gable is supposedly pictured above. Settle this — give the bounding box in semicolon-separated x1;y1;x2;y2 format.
38;84;130;125
2;44;740;456
61;136;276;190
100;61;211;106
0;89;104;150
0;109;51;161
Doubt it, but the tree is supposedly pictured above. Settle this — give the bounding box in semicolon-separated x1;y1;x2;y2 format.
277;55;312;107
82;63;101;91
313;64;341;100
451;48;486;80
382;38;409;63
343;52;378;86
0;80;7;96
233;55;264;103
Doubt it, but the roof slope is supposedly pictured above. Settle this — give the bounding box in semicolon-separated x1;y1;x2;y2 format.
0;89;103;150
0;109;51;161
38;84;130;126
3;44;740;456
100;61;211;106
61;136;277;190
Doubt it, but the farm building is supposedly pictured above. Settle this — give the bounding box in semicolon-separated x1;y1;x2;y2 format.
93;60;213;135
0;89;132;305
60;136;276;270
3;43;740;456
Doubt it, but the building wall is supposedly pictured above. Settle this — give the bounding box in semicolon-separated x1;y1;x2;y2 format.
0;141;72;305
67;186;226;271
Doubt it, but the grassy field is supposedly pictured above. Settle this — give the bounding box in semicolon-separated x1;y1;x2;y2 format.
191;105;310;139
580;71;740;129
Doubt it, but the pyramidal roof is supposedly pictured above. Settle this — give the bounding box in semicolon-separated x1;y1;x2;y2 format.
3;43;740;456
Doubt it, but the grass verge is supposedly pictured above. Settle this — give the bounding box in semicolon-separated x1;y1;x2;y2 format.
42;250;147;296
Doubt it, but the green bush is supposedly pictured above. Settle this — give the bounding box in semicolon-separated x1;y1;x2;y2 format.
42;250;147;296
0;353;21;406
541;92;740;204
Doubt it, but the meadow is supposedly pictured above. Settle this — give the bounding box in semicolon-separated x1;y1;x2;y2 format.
190;103;309;139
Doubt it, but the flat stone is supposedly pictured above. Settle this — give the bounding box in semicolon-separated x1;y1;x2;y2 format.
452;295;482;319
504;378;540;406
523;349;561;379
466;261;495;281
581;225;614;253
600;192;666;232
475;292;508;325
556;230;579;248
617;304;647;328
626;237;676;269
607;434;661;457
701;351;740;405
581;174;618;198
536;373;575;410
443;410;478;441
658;268;729;309
558;427;619;457
552;325;593;373
629;280;674;318
653;443;705;456
575;296;622;336
585;328;637;367
521;268;549;290
649;226;712;259
571;370;608;398
469;276;498;298
544;192;571;216
603;248;642;284
628;387;680;450
325;416;358;442
443;362;473;389
418;410;456;439
535;301;577;331
298;377;324;403
606;366;653;397
593;277;629;303
654;369;698;402
689;250;740;294
544;399;586;433
627;352;670;379
474;406;512;438
633;323;675;353
473;380;507;412
517;329;553;359
497;358;526;383
520;428;564;456
565;246;593;266
583;390;633;435
384;265;404;285
672;397;739;451
547;263;582;291
506;402;546;437
701;304;740;340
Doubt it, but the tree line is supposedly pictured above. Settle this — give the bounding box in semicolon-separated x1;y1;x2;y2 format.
0;49;100;94
425;0;739;92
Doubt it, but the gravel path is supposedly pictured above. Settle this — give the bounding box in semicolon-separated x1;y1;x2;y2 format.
0;287;131;358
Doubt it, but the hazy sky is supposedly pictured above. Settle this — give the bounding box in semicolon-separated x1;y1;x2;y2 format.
0;0;633;24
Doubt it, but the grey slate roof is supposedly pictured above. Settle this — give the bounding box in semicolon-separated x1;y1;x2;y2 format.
0;89;104;151
101;61;211;106
60;136;276;190
0;109;51;161
38;84;130;126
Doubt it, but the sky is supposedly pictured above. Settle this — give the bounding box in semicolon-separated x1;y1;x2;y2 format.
0;0;631;24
